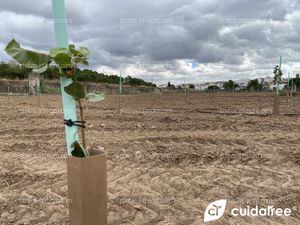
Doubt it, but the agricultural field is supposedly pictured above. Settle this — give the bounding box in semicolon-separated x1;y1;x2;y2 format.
0;92;299;225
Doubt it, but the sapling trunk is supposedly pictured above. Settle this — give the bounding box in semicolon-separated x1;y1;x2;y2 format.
77;98;86;150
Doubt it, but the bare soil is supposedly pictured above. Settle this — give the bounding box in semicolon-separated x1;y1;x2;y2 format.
0;92;299;225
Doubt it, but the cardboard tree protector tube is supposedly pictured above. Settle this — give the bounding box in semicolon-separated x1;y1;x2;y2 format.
67;153;108;225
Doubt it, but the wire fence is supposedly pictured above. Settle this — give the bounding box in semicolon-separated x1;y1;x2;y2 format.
1;81;300;116
83;92;300;116
0;82;158;96
0;81;293;96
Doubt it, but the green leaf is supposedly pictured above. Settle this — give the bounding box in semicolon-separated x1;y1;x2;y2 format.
71;140;89;158
79;59;89;66
85;93;105;102
74;57;89;66
80;60;89;66
64;81;85;99
69;45;80;56
32;64;48;74
53;53;71;68
5;39;51;68
79;47;90;57
50;48;69;58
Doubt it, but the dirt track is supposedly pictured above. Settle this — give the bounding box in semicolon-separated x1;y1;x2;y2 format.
0;93;299;225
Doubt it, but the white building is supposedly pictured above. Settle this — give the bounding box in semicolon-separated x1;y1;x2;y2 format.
269;84;285;91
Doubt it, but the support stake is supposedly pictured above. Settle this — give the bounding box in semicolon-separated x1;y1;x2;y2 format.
52;0;79;155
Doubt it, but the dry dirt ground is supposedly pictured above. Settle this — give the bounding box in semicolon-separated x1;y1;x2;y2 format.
0;93;299;225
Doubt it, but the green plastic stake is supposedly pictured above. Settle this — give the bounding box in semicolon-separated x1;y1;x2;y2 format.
291;76;294;97
119;72;122;95
119;71;126;95
52;0;79;155
288;72;290;95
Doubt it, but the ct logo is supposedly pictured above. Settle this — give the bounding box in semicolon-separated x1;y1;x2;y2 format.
204;199;227;222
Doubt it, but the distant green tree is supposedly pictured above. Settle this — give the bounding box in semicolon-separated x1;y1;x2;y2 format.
247;79;263;91
167;81;175;89
288;77;300;89
223;80;239;91
207;85;220;92
124;76;156;87
273;65;282;83
0;62;156;87
0;61;31;79
189;84;195;89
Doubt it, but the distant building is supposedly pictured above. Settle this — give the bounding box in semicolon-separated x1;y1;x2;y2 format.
237;82;248;90
157;84;168;88
269;84;285;91
194;83;209;90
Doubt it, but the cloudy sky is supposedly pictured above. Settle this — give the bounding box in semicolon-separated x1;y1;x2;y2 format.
1;0;300;84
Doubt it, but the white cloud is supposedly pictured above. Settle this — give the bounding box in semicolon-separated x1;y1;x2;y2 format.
0;0;300;84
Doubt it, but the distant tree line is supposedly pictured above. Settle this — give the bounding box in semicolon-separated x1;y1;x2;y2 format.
288;75;300;88
0;62;156;87
207;85;220;92
247;79;263;91
223;80;239;91
0;61;31;79
167;81;176;89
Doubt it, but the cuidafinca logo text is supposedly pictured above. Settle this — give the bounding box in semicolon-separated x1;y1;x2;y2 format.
204;199;227;222
204;199;293;223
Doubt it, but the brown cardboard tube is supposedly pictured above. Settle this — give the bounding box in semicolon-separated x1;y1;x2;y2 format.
67;153;107;225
